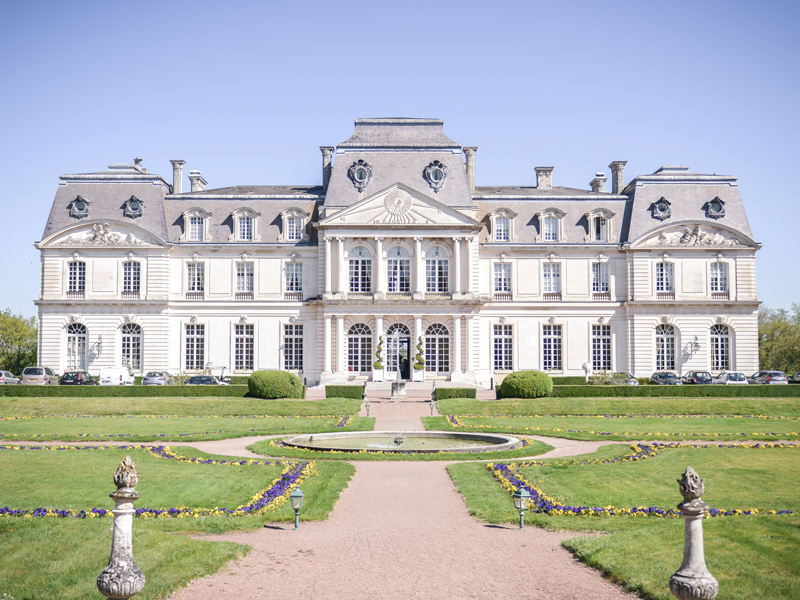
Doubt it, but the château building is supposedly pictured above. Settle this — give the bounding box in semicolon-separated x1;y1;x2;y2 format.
35;118;760;386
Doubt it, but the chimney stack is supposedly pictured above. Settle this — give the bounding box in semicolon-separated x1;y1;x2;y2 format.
535;167;554;189
188;170;207;192
590;172;607;193
464;147;477;192
609;161;627;194
170;160;185;194
320;147;334;192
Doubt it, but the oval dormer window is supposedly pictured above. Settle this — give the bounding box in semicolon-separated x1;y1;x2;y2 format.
128;200;141;212
709;200;723;214
354;167;369;183
75;200;87;212
655;201;669;214
431;167;444;182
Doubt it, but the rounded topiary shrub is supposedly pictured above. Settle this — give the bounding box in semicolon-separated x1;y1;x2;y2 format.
499;370;554;399
248;370;302;399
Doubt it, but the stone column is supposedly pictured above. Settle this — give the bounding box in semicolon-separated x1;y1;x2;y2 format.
669;467;719;600
374;236;385;299
414;236;424;300
324;237;332;296
453;237;462;296
169;160;185;194
323;315;332;374
453;315;462;374
466;315;475;373
464;237;474;295
336;237;346;295
336;316;345;374
97;457;145;599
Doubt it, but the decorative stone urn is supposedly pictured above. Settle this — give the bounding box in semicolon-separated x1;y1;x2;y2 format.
97;456;146;599
669;466;719;600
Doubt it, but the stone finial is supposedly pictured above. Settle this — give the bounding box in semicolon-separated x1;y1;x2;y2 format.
678;466;704;502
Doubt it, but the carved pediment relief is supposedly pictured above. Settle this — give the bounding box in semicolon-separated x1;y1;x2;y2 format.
638;225;747;248
53;223;157;247
319;184;479;228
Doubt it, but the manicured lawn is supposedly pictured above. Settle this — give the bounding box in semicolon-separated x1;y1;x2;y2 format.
448;443;800;600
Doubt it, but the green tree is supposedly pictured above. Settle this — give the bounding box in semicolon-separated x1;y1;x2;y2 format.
758;303;800;374
0;309;38;375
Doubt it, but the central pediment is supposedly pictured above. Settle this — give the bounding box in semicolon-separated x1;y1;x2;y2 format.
319;183;479;228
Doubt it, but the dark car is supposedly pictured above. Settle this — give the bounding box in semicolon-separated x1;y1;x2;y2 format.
788;371;800;384
185;375;228;385
681;371;713;385
649;371;682;385
60;370;96;385
747;370;788;385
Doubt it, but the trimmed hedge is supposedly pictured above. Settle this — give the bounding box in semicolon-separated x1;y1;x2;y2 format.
248;371;304;399
325;385;365;399
435;387;477;400
550;384;800;398
498;371;554;399
0;385;250;398
549;376;588;386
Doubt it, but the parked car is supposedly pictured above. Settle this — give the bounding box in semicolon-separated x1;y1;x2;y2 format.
649;371;682;385
681;371;713;385
0;371;20;385
747;370;788;385
714;371;748;385
59;370;96;385
21;366;59;385
788;371;800;384
98;367;135;386
618;373;639;386
185;375;229;386
142;371;174;385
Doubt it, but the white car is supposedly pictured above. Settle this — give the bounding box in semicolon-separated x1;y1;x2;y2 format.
98;367;135;386
714;371;748;385
0;371;20;385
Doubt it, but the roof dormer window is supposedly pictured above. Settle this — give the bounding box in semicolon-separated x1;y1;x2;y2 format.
489;208;518;242
180;208;213;243
278;208;310;243
536;208;566;243
229;208;262;242
585;209;616;243
68;196;90;219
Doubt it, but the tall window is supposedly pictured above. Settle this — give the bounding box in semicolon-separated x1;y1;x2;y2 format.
711;262;728;293
121;324;142;370
543;216;559;242
122;262;140;295
542;325;562;370
236;262;254;293
66;323;87;370
594;217;608;242
386;323;410;374
493;324;513;371
187;263;204;293
185;324;205;370
387;246;410;293
189;216;205;242
494;263;511;293
286;262;303;293
655;324;675;370
347;323;372;374
543;263;561;293
68;261;86;293
284;324;303;370
656;262;674;292
592;263;609;293
592;325;612;371
235;324;254;370
425;323;450;374
238;216;253;241
425;246;449;293
349;246;372;293
286;216;302;242
495;216;510;242
710;324;730;371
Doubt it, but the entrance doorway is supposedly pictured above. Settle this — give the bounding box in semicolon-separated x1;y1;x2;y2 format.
386;323;411;381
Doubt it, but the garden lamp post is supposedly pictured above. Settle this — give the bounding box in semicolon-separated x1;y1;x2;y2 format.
290;487;304;530
365;401;370;417
430;400;436;416
512;486;531;529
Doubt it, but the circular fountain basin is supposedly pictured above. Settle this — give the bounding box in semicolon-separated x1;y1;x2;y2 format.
282;431;521;454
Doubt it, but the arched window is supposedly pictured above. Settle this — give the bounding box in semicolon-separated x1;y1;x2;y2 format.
655;324;675;371
425;246;449;293
349;246;372;293
386;323;410;374
425;324;450;374
66;323;87;370
347;323;372;374
710;324;730;371
387;246;410;293
121;324;142;370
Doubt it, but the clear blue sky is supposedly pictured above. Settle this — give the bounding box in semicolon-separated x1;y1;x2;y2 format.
1;0;798;319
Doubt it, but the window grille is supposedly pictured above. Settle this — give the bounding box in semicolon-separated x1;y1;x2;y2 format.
655;324;675;370
185;324;205;370
493;324;513;371
542;324;562;370
121;324;141;370
284;324;303;370
592;324;611;371
234;324;254;370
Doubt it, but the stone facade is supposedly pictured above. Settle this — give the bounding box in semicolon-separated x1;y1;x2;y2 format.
35;118;760;386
